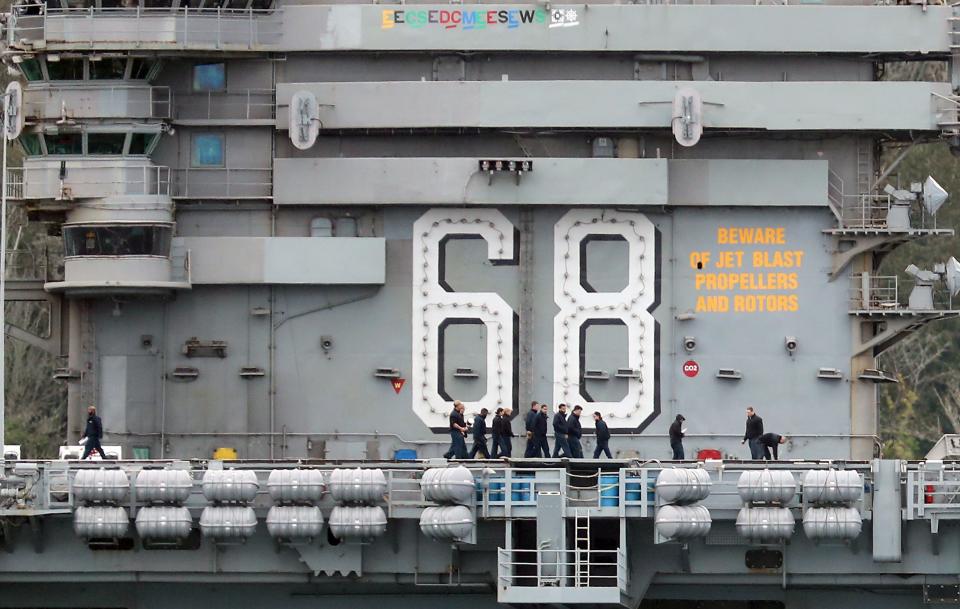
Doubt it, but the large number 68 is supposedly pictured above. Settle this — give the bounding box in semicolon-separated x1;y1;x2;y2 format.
411;208;657;431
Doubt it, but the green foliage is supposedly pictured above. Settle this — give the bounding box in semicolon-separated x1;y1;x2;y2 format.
0;51;65;458
878;143;960;458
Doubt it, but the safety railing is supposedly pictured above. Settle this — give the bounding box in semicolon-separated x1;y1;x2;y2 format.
23;85;171;119
6;163;171;199
933;91;960;135
849;273;900;311
827;169;845;220
849;273;958;313
5;168;24;200
496;547;627;590
905;469;960;520
836;193;892;229
565;468;654;513
173;88;274;121
384;468;430;516
834;193;942;232
172;167;271;199
7;6;282;50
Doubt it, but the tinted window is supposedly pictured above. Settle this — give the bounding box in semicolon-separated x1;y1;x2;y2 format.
64;225;172;257
192;134;224;166
19;58;42;81
17;133;42;155
87;133;127;155
334;217;358;237
129;58;156;80
45;58;84;80
128;133;159;155
90;57;126;79
44;133;82;154
192;63;225;92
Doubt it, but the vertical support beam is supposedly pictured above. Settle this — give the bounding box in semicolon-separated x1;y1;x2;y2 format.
518;207;534;413
66;299;82;443
0;125;8;458
850;264;876;459
872;458;903;563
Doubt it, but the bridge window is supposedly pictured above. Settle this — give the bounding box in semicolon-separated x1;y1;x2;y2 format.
45;58;84;80
130;58;158;80
64;225;173;257
309;217;333;237
17;133;42;156
88;132;127;155
90;57;127;80
192;63;225;92
192;133;224;167
128;133;159;155
18;58;42;81
334;217;358;237
44;133;82;155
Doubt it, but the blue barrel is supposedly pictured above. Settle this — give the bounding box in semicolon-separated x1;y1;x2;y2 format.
476;481;483;502
394;449;418;461
490;480;506;502
511;472;533;502
600;474;620;507
625;479;642;502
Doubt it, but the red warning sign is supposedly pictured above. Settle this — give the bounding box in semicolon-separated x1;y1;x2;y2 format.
682;361;700;378
391;378;406;394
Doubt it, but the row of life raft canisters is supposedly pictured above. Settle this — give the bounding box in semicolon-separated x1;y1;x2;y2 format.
71;468;390;543
72;466;480;544
654;468;863;543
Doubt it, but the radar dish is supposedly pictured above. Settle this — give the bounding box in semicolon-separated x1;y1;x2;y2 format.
672;87;702;147
3;81;23;141
289;90;319;151
946;256;960;297
923;175;948;216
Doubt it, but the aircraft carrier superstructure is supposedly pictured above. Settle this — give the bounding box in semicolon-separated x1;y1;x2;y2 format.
2;0;960;606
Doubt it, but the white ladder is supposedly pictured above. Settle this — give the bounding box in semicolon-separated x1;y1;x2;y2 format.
856;138;872;197
574;508;591;587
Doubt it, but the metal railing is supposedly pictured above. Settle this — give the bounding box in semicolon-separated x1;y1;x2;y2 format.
6;164;170;199
849;273;899;311
172;167;271;199
836;193;892;229
7;6;282;50
23;84;172;119
905;469;960;520
5;168;24;200
496;548;627;590
849;273;959;312
834;193;942;232
827;169;844;219
173;88;274;121
933;91;960;134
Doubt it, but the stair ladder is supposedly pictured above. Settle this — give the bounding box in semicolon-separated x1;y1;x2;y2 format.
574;508;591;587
856;138;872;197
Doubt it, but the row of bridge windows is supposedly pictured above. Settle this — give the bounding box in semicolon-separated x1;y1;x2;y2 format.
18;132;161;156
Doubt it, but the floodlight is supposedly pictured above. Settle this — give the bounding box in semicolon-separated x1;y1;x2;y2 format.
672;87;702;147
289;90;319;151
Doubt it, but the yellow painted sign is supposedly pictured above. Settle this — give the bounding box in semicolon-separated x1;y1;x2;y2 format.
691;227;803;313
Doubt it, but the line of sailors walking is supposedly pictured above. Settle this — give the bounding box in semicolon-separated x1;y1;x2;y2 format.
445;401;788;461
443;400;611;460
